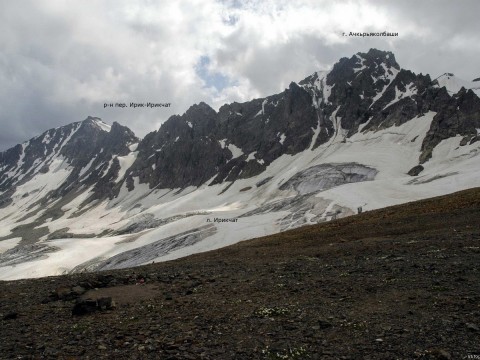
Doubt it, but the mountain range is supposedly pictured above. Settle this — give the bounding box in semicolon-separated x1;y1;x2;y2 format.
1;48;479;280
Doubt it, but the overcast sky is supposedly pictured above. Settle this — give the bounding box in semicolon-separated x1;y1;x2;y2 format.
0;0;479;150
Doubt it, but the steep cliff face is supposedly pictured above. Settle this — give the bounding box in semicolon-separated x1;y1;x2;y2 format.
121;48;480;193
126;80;319;190
127;102;228;190
420;88;480;163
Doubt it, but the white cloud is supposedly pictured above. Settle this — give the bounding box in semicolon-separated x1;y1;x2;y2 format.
0;0;478;150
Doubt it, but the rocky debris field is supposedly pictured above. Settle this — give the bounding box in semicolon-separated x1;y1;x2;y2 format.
1;188;479;359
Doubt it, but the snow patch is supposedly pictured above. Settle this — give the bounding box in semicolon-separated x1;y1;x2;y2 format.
246;152;257;162
353;54;367;73
0;238;22;254
227;143;243;159
79;156;96;178
370;65;400;108
42;133;51;145
116;151;138;182
93;119;112;132
434;73;480;96
383;84;417;110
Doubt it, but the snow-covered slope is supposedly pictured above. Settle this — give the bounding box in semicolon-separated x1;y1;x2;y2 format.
433;73;480;96
0;49;479;280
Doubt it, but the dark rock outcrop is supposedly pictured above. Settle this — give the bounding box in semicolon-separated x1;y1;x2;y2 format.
420;88;480;163
126;81;318;189
408;165;424;176
72;297;115;316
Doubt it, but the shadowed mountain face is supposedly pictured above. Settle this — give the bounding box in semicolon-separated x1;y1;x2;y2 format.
0;48;479;280
124;48;480;190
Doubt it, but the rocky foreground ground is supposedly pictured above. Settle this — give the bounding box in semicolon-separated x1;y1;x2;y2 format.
1;188;480;359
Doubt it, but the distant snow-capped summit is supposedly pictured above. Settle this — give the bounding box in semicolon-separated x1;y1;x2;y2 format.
433;72;480;96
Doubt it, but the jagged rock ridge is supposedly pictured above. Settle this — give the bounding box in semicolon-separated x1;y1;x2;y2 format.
0;48;479;280
122;48;480;191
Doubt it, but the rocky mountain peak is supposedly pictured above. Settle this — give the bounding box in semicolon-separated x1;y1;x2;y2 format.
110;121;137;141
84;115;102;122
327;49;399;87
183;102;217;125
361;48;399;69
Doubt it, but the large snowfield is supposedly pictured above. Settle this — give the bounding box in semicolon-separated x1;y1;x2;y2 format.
1;107;479;280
